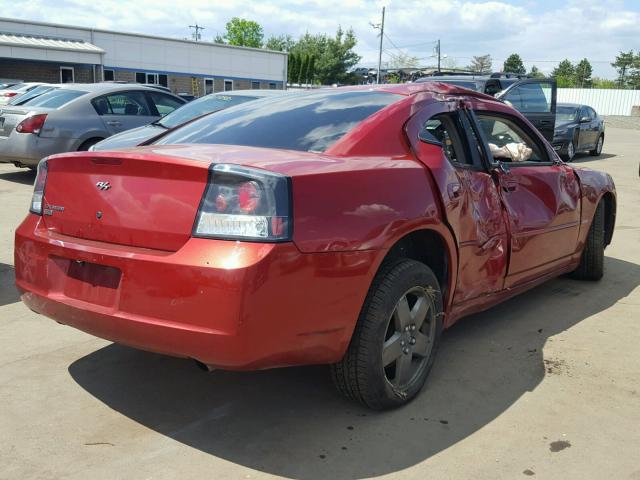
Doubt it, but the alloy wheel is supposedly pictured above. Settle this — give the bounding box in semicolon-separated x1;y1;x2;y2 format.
597;136;603;155
382;286;437;388
567;142;575;160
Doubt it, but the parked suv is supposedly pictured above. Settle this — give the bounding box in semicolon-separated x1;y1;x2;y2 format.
417;74;557;142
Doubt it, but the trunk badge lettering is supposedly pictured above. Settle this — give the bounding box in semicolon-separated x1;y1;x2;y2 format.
96;181;111;191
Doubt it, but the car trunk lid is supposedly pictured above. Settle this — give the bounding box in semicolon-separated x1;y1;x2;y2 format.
42;151;209;251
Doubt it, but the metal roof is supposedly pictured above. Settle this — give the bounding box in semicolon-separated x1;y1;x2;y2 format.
0;32;104;54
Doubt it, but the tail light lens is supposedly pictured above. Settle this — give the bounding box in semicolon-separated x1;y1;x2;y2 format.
2;92;17;97
16;114;47;134
30;158;48;215
193;164;292;242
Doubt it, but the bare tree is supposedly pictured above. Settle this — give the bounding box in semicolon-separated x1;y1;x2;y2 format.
387;51;420;69
469;54;492;74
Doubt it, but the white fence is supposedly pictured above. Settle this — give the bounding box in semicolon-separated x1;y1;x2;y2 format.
557;88;640;116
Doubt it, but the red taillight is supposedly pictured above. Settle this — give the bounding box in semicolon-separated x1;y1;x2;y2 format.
2;92;17;97
193;164;292;242
16;114;48;134
238;181;261;213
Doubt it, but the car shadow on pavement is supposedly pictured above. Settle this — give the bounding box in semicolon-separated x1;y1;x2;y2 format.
0;168;35;185
571;153;616;163
0;263;20;307
68;256;639;479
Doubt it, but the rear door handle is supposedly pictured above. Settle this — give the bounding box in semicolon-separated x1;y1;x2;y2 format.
106;120;122;127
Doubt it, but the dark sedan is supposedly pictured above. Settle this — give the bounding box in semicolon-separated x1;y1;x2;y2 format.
552;103;605;161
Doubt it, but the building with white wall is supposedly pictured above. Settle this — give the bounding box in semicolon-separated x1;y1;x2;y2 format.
0;17;287;94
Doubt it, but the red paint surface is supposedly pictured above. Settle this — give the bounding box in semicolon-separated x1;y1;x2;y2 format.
14;82;616;369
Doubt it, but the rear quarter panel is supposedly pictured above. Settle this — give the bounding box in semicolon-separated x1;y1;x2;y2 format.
291;157;444;253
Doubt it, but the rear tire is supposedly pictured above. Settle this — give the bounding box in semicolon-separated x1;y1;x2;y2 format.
562;139;576;162
77;138;103;151
331;259;443;410
590;134;604;156
571;201;605;280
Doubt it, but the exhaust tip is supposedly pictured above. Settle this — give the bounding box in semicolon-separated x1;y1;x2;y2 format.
193;359;214;372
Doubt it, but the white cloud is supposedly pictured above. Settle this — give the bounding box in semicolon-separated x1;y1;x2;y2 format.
2;0;636;78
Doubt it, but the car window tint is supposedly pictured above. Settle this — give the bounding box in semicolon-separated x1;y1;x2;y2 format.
476;114;546;163
9;86;56;105
502;82;552;113
556;106;579;122
19;89;87;108
103;92;151;116
148;92;184;116
421;113;472;166
155;91;402;152
158;94;257;129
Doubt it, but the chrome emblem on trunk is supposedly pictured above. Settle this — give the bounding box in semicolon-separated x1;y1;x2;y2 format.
96;181;111;191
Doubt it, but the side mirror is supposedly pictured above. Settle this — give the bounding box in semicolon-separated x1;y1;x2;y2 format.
579;116;590;123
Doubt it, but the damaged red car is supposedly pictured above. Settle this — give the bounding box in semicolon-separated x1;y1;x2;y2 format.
14;83;616;409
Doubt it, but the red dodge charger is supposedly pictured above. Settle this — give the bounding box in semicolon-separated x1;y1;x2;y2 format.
14;83;616;409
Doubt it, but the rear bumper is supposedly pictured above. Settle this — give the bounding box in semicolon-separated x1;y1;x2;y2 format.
14;214;378;369
0;134;76;167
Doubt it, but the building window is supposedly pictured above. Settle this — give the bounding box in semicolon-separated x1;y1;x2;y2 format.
158;74;168;87
251;81;260;90
60;66;74;83
269;82;277;90
146;73;158;84
204;78;214;95
135;72;146;84
224;79;233;92
103;69;115;81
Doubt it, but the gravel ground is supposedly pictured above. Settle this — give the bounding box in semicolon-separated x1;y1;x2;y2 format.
603;115;640;130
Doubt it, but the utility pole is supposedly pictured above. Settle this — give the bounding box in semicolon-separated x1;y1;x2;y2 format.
189;23;205;41
370;7;386;84
377;7;385;84
437;39;441;73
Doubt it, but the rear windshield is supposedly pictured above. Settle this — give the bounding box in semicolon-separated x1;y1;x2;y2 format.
158;94;257;129
155;91;402;152
20;89;86;108
9;85;56;106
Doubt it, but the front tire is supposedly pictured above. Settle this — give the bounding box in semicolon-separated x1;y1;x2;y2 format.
331;259;443;409
571;201;605;280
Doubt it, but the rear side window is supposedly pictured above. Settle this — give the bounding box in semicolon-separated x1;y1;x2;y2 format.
155;91;402;152
93;92;151;116
421;113;473;166
148;92;184;116
19;89;87;108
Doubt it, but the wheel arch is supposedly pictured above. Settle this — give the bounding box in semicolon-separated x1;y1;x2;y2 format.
374;227;458;320
601;191;616;247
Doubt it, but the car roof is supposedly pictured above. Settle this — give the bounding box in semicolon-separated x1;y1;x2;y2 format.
330;82;497;101
55;83;175;94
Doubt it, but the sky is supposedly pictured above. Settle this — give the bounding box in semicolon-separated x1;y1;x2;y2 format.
1;0;638;79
